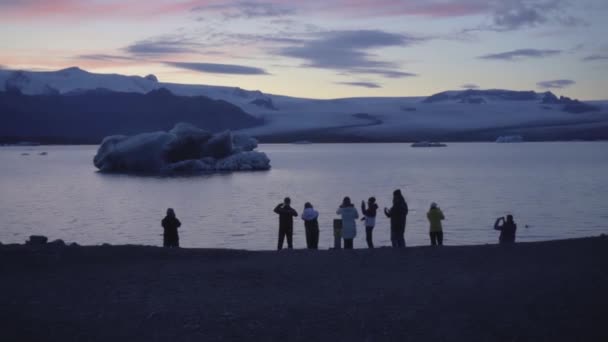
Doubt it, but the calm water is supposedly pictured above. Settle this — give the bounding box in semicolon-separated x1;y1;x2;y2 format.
1;143;607;250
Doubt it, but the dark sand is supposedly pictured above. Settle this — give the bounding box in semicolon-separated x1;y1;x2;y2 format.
1;237;607;341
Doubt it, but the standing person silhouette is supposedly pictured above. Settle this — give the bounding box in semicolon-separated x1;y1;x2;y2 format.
301;202;320;249
426;202;445;246
494;214;517;244
161;208;181;248
337;197;359;249
384;189;408;248
361;197;378;248
274;197;298;250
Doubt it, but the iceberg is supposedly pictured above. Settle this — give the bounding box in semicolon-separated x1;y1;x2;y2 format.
93;123;270;175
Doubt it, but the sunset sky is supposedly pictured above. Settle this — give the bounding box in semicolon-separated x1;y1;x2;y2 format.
1;0;607;99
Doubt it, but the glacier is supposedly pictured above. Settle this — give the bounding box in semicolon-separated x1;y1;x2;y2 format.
93;123;270;175
2;67;607;142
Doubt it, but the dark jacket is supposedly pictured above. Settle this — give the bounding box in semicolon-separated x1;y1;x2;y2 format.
162;215;181;236
384;201;408;232
361;202;378;218
274;204;298;230
162;215;181;247
494;218;517;243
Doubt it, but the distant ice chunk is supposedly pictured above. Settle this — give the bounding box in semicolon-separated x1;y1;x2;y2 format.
93;123;270;174
496;135;524;143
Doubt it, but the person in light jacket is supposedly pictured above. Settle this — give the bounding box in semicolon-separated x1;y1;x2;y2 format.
384;189;408;248
301;202;320;249
426;202;445;246
361;197;378;248
336;197;359;249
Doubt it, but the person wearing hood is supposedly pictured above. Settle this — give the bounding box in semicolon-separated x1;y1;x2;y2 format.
161;208;181;248
494;214;517;244
426;202;445;246
336;197;359;249
301;202;320;249
384;189;408;248
361;197;378;248
274;197;298;250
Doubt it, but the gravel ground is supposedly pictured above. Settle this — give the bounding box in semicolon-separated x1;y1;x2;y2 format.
0;236;607;341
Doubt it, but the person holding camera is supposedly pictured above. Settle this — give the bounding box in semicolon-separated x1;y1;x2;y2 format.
274;197;298;250
494;214;517;244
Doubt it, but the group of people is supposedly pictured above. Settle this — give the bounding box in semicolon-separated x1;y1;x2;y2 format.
160;188;518;249
273;189;437;250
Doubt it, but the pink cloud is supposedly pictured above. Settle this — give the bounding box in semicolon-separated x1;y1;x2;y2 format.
0;0;494;21
0;0;224;20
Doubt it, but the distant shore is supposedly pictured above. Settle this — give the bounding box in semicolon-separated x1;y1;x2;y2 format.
1;236;606;341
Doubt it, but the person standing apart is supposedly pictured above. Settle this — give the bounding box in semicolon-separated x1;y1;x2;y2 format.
361;197;378;248
161;208;181;248
301;202;320;249
384;189;408;248
494;215;517;244
336;197;359;249
274;197;298;250
426;202;445;246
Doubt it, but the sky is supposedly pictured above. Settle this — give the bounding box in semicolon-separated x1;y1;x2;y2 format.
1;0;607;99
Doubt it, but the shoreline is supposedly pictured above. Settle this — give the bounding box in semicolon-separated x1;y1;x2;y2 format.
1;236;607;341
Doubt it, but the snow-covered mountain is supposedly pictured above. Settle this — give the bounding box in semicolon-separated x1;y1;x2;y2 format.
1;67;607;142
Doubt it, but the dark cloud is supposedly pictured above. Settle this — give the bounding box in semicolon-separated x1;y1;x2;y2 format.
492;1;549;30
165;62;269;75
582;55;608;62
277;30;421;78
335;81;382;88
461;83;480;89
458;0;587;32
478;48;561;61
537;79;575;89
77;54;135;61
193;1;295;20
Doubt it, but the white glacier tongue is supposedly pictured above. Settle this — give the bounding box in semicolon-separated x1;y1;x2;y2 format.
93;123;270;175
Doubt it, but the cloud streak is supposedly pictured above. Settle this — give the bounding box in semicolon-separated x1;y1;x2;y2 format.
125;35;203;56
165;61;269;75
478;48;561;61
77;54;136;61
537;79;575;89
582;55;608;62
335;81;382;88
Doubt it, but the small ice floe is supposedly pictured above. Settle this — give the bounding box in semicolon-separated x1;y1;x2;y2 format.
411;141;447;148
496;135;524;143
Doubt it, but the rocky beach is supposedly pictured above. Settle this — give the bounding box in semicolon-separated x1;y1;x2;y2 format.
0;237;606;341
